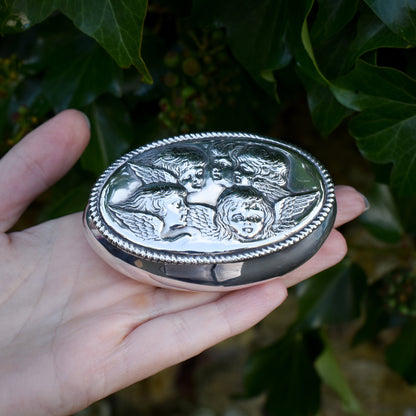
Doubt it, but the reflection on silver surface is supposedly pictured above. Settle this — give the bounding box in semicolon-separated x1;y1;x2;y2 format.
84;132;336;291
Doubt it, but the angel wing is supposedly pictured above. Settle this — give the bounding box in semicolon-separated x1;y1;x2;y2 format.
128;163;177;185
186;204;218;238
252;177;291;202
109;207;161;241
273;191;320;231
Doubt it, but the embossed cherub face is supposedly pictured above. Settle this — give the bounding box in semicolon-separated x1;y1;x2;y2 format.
234;162;256;186
149;145;208;193
226;200;266;240
163;194;189;228
233;146;288;187
211;156;234;185
178;166;205;192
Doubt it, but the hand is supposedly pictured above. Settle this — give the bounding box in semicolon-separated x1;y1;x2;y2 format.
0;111;368;416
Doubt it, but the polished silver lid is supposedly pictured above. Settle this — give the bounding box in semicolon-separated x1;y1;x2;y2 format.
84;132;336;291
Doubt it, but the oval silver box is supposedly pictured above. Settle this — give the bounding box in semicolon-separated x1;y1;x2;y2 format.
84;132;336;291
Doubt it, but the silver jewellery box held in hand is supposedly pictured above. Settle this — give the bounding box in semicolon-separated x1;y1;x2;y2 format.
84;132;336;291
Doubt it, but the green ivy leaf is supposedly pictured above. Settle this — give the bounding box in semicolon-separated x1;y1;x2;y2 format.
1;0;151;82
301;3;408;137
363;0;416;45
331;61;416;196
302;78;353;137
310;0;359;41
351;104;416;197
332;61;416;111
346;7;410;67
42;35;122;112
295;6;329;86
82;96;132;175
313;5;408;80
294;6;350;135
295;260;367;330
244;330;322;415
275;0;330;88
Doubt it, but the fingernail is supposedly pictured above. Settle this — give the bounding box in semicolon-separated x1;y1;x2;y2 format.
359;192;370;212
80;112;91;130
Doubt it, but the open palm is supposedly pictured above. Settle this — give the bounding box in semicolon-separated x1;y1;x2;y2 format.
0;111;367;416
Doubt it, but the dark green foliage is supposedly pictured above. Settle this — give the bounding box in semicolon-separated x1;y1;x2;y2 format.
295;260;367;330
1;0;416;414
244;330;323;416
359;183;404;243
386;318;416;384
244;261;368;414
1;0;151;80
